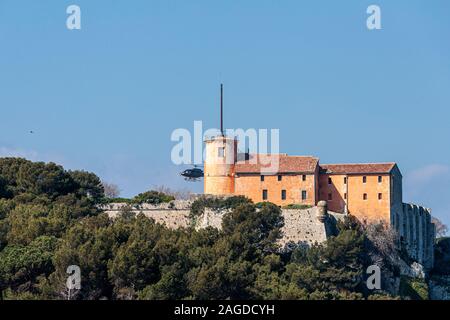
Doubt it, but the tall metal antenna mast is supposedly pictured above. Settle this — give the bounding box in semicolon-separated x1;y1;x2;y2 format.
220;83;224;136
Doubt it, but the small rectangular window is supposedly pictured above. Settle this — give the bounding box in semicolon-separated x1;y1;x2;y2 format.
328;193;332;201
344;193;347;200
344;177;347;184
262;189;268;200
302;175;306;181
278;175;282;181
218;147;225;158
378;193;382;200
328;177;332;185
260;175;264;182
378;176;382;183
301;190;307;200
363;193;368;200
281;190;286;200
363;176;367;183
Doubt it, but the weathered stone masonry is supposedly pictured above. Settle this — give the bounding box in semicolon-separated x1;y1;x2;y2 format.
103;200;342;248
395;203;435;269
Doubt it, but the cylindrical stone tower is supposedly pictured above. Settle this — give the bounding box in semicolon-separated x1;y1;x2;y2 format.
204;135;237;195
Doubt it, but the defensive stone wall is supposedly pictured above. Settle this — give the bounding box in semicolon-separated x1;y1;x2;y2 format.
103;200;434;269
102;201;192;229
103;200;338;247
394;203;435;269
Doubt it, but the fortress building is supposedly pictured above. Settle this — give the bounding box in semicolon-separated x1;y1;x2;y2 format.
204;134;403;224
203;133;435;268
202;86;435;268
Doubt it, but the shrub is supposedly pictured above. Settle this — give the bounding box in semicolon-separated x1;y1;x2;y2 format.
282;204;312;210
100;197;133;204
132;191;175;205
190;196;252;218
399;276;429;300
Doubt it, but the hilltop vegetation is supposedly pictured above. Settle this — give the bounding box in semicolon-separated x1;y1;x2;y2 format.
0;157;440;300
101;190;176;205
433;237;450;275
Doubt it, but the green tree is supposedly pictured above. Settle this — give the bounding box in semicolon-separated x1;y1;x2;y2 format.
50;214;114;299
0;158;77;199
6;204;49;245
108;215;164;298
69;170;104;202
132;191;175;205
185;202;284;300
282;217;366;299
0;236;58;298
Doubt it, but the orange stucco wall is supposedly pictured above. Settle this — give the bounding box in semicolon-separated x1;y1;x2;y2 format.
318;173;392;223
318;173;348;213
234;173;317;206
229;171;394;224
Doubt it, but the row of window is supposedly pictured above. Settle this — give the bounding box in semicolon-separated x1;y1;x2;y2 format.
259;175;384;184
261;175;307;182
262;189;308;201
328;176;383;184
259;175;385;184
261;189;384;201
327;192;383;201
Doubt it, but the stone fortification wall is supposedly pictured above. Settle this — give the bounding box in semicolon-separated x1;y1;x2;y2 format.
103;200;337;247
394;203;435;269
102;201;192;229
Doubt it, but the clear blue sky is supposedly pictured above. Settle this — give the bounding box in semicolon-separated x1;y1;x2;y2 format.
0;1;449;226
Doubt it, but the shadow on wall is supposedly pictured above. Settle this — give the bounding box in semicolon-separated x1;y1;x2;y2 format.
320;181;346;214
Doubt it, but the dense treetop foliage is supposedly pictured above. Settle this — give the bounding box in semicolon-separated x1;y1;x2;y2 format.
432;237;450;275
100;190;175;205
0;157;437;300
132;190;175;205
190;195;252;217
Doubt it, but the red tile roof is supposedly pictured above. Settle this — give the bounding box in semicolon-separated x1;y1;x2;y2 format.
320;163;397;175
235;154;319;174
